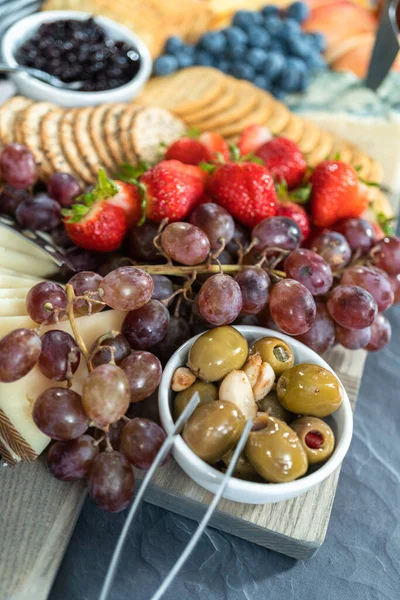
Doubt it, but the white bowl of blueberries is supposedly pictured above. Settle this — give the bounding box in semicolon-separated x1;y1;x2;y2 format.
1;10;152;106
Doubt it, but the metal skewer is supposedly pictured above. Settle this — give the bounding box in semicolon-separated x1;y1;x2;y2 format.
99;392;252;600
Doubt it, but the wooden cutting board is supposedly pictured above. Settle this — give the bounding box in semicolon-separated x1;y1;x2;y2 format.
1;116;399;600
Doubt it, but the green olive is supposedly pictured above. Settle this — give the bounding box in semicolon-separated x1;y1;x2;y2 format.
221;448;262;481
252;337;295;376
182;400;245;463
174;381;218;420
257;391;292;422
187;326;248;382
245;415;308;483
290;416;335;465
277;363;343;417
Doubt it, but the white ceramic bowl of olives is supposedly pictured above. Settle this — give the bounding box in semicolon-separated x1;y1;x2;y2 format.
159;326;353;504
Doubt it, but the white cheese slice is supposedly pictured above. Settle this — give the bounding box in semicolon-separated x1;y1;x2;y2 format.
0;309;126;463
0;315;38;337
0;246;59;278
0;225;55;261
0;267;43;288
0;298;27;316
0;288;31;299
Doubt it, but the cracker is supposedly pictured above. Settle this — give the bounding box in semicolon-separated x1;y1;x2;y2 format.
348;146;371;179
183;83;236;125
216;92;273;138
196;81;258;131
60;110;93;183
104;104;130;167
120;105;143;165
279;113;305;143
19;101;56;180
264;98;291;134
74;107;105;179
137;68;226;114
88;103;117;174
131;107;185;165
41;109;80;178
0;96;33;145
367;160;384;184
328;137;353;164
305;131;335;167
297;119;321;155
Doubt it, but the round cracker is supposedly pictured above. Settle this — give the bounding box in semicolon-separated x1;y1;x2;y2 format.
120;105;143;165
264;99;291;134
305;131;335;167
279;113;305;143
60;110;93;184
131;107;186;165
0;96;33;145
104;104;130;167
196;81;258;131
367;160;384;185
216;93;274;138
297;119;321;155
19;101;55;180
183;83;236;125
348;146;371;179
328;138;353;164
41;108;80;179
89;103;116;174
74;107;105;179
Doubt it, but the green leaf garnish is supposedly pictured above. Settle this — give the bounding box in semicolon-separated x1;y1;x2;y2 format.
377;212;395;236
199;162;216;173
62;169;120;223
359;177;380;188
137;182;148;227
186;127;200;139
290;183;312;204
229;144;241;162
114;162;148;182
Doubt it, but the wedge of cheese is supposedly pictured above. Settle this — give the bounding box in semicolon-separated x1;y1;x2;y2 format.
0;298;27;316
0;224;56;261
0;288;31;299
0;267;43;288
0;246;59;278
0;315;38;337
0;309;126;465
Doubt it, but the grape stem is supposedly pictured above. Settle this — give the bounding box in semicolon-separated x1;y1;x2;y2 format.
66;284;92;370
132;264;286;278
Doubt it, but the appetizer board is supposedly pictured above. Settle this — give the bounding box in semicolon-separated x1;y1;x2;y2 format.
1;89;399;599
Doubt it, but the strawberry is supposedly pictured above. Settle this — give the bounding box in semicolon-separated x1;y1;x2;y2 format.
139;160;205;222
107;181;141;228
238;124;272;156
207;162;277;228
62;170;128;251
277;201;311;241
310;160;369;228
63;202;126;252
199;132;230;163
165;137;210;165
256;137;307;189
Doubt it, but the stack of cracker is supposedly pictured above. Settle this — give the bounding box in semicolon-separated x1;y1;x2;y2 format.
0;98;185;183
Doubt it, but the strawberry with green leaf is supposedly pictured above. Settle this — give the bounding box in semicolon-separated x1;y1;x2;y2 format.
164;130;229;165
256;137;307;189
62;170;127;252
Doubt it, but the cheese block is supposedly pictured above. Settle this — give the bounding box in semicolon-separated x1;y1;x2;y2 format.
0;268;43;288
0;288;31;299
0;246;59;278
0;315;38;338
0;309;126;465
0;224;56;261
0;298;27;317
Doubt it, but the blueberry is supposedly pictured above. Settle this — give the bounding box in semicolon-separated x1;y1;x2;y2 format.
246;47;268;71
254;74;272;90
281;18;302;40
225;44;248;59
305;52;327;71
261;6;279;17
287;36;313;59
264;15;284;37
195;50;214;66
263;51;286;81
247;26;271;48
177;45;195;68
233;10;261;29
199;31;227;54
215;59;230;74
230;63;256;81
279;57;307;92
286;2;311;23
269;40;287;54
308;31;326;52
224;26;248;46
153;54;179;75
270;86;286;99
298;72;312;91
165;36;183;54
